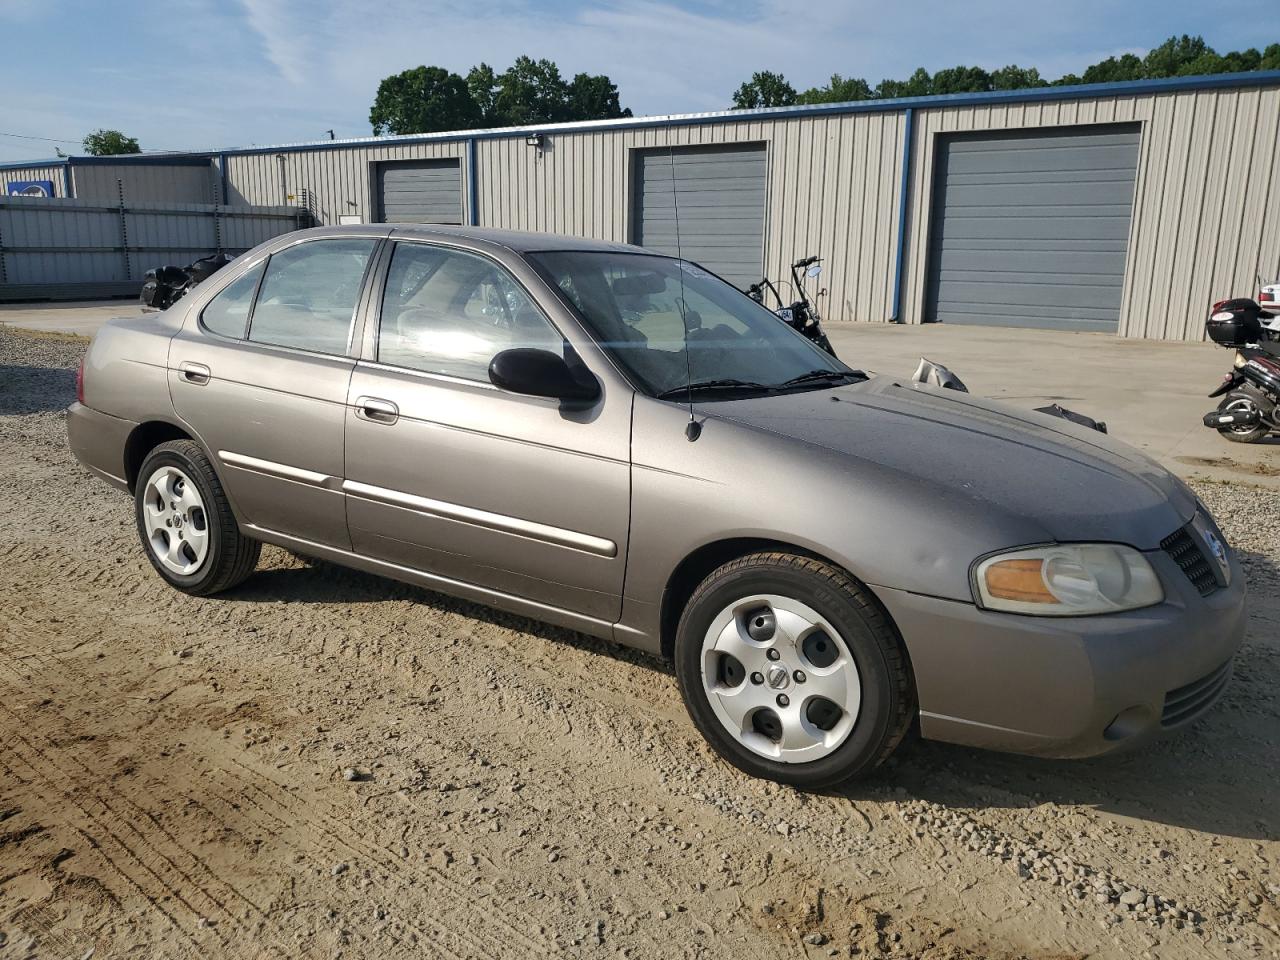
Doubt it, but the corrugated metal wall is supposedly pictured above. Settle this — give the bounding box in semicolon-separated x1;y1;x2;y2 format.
902;86;1280;340
26;77;1272;337
0;165;65;197
223;141;467;225
474;113;907;325
70;162;216;204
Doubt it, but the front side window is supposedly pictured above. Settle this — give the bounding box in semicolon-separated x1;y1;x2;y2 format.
529;250;853;398
247;238;377;354
200;261;264;339
377;242;563;381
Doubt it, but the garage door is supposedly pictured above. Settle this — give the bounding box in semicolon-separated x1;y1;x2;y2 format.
926;125;1140;332
376;159;462;224
633;144;767;289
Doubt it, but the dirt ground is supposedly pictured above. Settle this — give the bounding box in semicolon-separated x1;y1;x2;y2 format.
1;327;1277;960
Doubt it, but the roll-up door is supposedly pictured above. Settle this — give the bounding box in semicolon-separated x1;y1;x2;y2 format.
376;159;462;224
633;144;767;289
926;125;1141;332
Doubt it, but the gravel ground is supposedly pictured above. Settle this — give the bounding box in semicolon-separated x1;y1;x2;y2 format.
1;327;1277;960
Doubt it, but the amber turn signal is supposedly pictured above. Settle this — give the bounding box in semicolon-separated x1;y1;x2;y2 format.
982;558;1055;604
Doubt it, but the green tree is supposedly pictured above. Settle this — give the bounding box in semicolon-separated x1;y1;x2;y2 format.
369;65;481;135
796;74;874;104
492;56;571;126
466;63;500;126
82;129;140;156
874;67;932;99
566;73;633;121
1262;43;1280;71
989;65;1046;90
731;71;797;109
1142;34;1212;77
929;66;993;94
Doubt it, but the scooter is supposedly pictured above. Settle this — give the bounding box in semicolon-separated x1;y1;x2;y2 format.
747;256;836;356
139;252;233;311
1202;296;1280;443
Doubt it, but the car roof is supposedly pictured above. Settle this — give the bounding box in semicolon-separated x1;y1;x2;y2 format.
297;223;651;257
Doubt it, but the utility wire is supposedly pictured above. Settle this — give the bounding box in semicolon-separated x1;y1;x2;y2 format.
0;130;81;145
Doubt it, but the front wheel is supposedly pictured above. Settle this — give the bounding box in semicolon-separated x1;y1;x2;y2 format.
674;553;914;788
135;440;260;595
1216;389;1271;444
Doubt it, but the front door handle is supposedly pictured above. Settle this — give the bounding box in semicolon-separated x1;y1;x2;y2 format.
178;361;211;385
355;396;399;425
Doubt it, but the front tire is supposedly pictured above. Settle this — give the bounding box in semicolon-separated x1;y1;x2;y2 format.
135;440;260;595
674;553;914;789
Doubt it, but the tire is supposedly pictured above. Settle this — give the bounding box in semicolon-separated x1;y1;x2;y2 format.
674;552;914;789
134;439;260;595
1215;389;1271;444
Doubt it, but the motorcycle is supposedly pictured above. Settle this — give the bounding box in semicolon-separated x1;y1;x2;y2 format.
139;252;234;311
746;256;836;356
1201;296;1280;443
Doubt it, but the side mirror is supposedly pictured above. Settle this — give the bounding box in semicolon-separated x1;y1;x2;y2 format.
806;264;822;279
488;348;600;403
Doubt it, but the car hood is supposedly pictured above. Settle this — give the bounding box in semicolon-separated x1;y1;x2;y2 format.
702;376;1196;550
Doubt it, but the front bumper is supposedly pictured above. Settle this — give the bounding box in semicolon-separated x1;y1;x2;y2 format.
875;547;1247;759
67;401;135;493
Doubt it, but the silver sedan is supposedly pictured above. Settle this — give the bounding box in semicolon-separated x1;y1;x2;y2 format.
68;225;1246;787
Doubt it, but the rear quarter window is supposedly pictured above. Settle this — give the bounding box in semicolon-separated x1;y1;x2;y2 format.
200;262;264;339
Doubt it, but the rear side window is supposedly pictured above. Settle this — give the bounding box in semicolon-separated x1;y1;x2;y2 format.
200;262;264;339
247;238;377;354
377;242;562;381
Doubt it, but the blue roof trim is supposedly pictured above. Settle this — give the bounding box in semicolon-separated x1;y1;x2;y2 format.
3;70;1278;171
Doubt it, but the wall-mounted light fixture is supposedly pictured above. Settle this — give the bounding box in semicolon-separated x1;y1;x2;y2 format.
525;133;544;149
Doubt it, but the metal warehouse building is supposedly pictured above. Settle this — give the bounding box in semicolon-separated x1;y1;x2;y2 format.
4;71;1280;340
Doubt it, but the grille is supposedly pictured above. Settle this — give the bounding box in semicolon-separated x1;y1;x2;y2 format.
1160;526;1219;597
1161;660;1233;727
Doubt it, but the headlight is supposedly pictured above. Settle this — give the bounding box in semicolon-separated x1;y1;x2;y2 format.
973;544;1163;616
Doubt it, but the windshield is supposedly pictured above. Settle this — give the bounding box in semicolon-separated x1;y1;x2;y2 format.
528;251;857;399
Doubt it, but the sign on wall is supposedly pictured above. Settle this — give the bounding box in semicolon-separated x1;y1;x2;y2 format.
7;180;56;197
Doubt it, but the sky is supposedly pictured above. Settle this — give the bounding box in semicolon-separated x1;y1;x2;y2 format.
0;0;1276;162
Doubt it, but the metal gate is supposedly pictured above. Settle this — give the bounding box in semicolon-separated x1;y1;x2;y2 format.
633;144;767;289
375;160;463;224
925;125;1141;332
0;196;310;301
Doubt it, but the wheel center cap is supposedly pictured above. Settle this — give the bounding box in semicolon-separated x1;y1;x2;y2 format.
765;663;790;690
172;515;183;528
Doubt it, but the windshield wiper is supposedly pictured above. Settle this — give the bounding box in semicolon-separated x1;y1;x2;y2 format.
780;368;866;388
655;378;776;400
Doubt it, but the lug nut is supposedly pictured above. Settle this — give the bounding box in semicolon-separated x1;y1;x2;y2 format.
750;672;764;685
766;649;780;661
776;694;790;708
793;670;806;684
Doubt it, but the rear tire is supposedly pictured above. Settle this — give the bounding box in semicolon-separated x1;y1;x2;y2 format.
674;552;914;789
135;440;260;595
1216;389;1271;444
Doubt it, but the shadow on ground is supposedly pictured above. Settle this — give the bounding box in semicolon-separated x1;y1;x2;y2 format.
0;366;75;415
226;544;1277;841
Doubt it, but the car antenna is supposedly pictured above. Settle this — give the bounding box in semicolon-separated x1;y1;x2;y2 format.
667;146;701;441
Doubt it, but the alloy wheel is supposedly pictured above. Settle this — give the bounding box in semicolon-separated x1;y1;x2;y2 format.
141;465;209;576
699;594;861;762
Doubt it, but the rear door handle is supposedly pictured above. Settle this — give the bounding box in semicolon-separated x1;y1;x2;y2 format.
178;361;210;385
355;396;399;425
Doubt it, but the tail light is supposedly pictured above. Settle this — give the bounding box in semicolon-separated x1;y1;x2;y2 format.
1261;291;1275;303
76;358;85;404
1211;300;1229;312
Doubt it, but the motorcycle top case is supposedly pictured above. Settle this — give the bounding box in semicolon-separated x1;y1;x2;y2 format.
1207;298;1268;346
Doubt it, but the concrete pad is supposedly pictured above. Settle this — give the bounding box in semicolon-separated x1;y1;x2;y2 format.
1;303;1274;488
828;322;1278;490
0;300;145;337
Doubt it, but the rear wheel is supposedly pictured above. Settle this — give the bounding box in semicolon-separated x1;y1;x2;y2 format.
1216;389;1271;444
674;553;914;788
135;440;260;595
